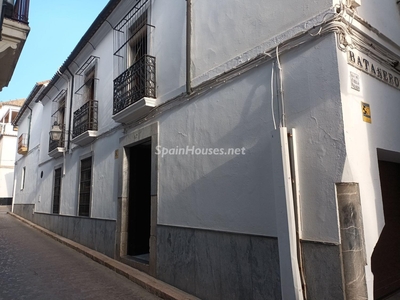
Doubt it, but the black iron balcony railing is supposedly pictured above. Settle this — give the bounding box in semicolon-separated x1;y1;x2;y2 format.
113;54;156;115
17;133;28;154
49;125;65;152
72;100;98;138
12;0;30;24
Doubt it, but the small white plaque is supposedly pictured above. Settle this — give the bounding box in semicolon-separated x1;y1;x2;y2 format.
350;71;360;91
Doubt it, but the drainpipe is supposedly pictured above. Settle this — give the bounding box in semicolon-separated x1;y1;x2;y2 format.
271;50;305;299
26;105;32;150
65;67;74;151
186;0;192;94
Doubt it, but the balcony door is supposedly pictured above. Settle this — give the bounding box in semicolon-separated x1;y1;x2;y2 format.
128;14;147;67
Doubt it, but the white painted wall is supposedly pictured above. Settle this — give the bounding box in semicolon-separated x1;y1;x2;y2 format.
0;168;13;197
0;105;20;198
191;0;332;82
337;46;400;299
355;0;400;46
283;34;344;243
38;96;55;164
91;133;121;219
0;134;16;197
152;0;187;102
14;99;43;205
14;147;40;205
158;62;278;237
0;135;16;167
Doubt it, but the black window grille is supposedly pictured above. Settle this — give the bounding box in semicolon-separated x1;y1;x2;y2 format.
112;1;156;115
113;0;150;75
53;168;62;214
72;100;98;138
113;55;156;114
79;157;92;217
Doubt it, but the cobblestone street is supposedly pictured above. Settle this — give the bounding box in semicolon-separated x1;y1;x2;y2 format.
0;210;161;300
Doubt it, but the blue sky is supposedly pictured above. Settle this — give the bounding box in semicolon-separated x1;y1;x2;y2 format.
0;0;109;102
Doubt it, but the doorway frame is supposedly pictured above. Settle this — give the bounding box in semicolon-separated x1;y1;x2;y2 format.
116;122;158;276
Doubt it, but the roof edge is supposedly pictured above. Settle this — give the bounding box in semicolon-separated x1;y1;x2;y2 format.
12;81;49;126
38;0;122;101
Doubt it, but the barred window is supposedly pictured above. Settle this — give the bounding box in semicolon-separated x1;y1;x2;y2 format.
52;168;62;214
113;0;151;77
78;157;92;217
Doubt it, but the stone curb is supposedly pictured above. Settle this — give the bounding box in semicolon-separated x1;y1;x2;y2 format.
8;212;200;300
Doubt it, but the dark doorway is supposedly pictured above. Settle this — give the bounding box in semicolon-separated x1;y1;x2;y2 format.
127;139;151;263
372;160;400;299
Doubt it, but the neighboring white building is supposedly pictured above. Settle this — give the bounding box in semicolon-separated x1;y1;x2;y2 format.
12;0;400;299
0;99;23;204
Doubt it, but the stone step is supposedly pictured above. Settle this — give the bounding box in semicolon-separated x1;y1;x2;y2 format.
0;205;11;212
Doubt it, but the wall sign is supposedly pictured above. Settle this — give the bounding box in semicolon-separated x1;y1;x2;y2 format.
348;49;400;91
350;71;360;91
361;102;371;123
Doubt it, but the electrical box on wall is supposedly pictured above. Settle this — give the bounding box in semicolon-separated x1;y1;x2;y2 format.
348;0;361;8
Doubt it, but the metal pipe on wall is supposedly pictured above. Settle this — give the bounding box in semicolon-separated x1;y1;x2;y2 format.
186;0;192;94
65;67;74;152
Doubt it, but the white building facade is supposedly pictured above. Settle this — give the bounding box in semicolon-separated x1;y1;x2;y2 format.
12;0;400;299
0;99;23;204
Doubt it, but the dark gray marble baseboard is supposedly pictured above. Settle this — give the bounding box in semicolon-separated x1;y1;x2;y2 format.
157;225;281;300
13;204;116;258
301;240;345;300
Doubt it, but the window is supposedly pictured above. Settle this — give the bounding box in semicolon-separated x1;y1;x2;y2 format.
113;2;156;116
78;157;92;217
84;66;96;103
74;56;99;106
58;96;66;127
113;0;151;77
52;168;62;214
72;57;99;140
20;167;26;190
128;14;148;67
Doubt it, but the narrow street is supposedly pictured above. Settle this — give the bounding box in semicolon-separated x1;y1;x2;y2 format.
0;209;161;300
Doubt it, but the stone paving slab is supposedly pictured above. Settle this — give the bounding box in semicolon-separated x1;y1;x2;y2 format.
8;212;199;300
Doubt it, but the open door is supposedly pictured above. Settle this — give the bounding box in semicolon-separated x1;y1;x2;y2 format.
127;139;151;263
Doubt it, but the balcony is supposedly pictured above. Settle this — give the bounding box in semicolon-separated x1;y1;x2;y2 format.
0;0;30;91
12;0;30;24
17;133;28;155
71;100;98;146
112;55;156;124
48;125;65;158
0;122;18;136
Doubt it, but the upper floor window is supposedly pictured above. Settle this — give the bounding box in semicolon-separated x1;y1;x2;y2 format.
112;0;156;118
72;57;99;142
113;0;152;78
128;14;148;68
20;167;26;190
75;56;99;106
